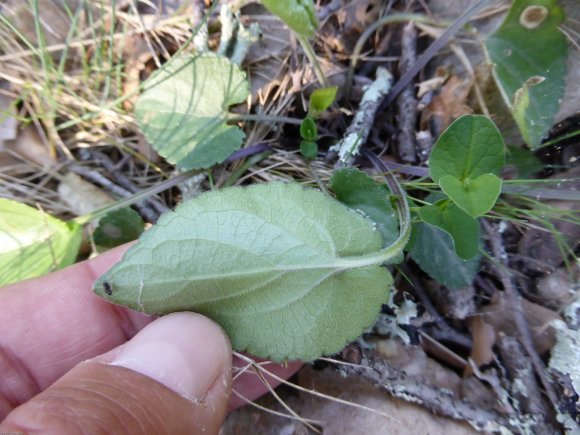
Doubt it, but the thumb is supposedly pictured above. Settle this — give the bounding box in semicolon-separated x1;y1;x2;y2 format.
0;313;232;435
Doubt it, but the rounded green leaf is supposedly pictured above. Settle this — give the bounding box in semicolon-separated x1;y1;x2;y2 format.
300;117;318;141
505;145;543;178
134;54;249;170
410;222;481;289
309;86;338;118
439;173;502;218
0;199;82;286
93;207;144;250
300;140;318;159
261;0;318;38
418;200;480;259
429;115;506;183
94;183;395;362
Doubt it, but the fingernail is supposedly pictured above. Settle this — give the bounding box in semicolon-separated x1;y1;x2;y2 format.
107;312;231;401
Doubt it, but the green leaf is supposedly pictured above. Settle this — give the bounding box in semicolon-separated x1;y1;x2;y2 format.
300;117;318;141
0;199;82;286
261;0;318;37
429;115;506;183
410;222;481;289
93;208;145;250
330;168;398;248
439;174;502;218
94;183;408;362
505;145;543;177
485;0;567;149
309;86;338;118
300;140;318;159
134;54;249;170
418;200;480;259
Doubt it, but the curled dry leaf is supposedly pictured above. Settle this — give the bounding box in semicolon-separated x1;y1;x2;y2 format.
464;316;496;376
481;291;560;355
422;75;473;132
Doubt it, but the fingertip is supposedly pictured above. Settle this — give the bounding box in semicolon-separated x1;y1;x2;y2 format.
100;312;232;402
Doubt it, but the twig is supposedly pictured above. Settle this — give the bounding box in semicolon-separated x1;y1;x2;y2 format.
69;165;160;223
396;22;418;163
497;334;554;431
379;0;493;110
344;13;433;100
192;1;208;53
216;4;260;66
88;150;169;215
401;264;473;349
484;220;559;409
338;353;513;431
331;68;393;167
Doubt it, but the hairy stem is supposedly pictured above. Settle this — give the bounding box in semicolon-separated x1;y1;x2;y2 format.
296;34;328;87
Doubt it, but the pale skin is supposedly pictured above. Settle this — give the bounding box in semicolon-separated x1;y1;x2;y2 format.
0;245;302;433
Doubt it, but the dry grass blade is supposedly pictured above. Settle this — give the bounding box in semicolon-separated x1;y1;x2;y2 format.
233;352;401;425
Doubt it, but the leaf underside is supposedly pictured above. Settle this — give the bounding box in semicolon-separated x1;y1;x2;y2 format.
94;183;392;362
134;54;249;170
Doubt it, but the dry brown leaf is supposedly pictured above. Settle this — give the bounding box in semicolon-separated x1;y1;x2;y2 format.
423;75;473;131
57;172;114;217
296;367;478;435
535;266;579;311
2;125;55;168
464;316;496;377
481;291;561;354
223;365;479;435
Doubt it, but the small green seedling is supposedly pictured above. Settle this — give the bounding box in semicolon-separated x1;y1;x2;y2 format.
421;115;506;259
299;86;338;160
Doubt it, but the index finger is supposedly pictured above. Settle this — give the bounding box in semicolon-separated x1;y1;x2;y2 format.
0;244;153;415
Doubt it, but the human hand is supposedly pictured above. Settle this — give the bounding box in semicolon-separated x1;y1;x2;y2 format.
0;246;302;433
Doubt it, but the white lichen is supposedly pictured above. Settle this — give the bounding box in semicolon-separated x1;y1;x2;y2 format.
331;68;393;166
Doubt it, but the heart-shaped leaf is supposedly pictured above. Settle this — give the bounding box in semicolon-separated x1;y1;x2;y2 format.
439;174;502;218
418;200;480;259
429;115;505;183
0;199;82;286
94;183;409;362
485;0;567;149
134;54;249;170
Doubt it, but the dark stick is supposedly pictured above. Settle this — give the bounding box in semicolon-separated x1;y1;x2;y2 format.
379;0;492;110
69;165;160;223
89;150;169;215
396;22;418;163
